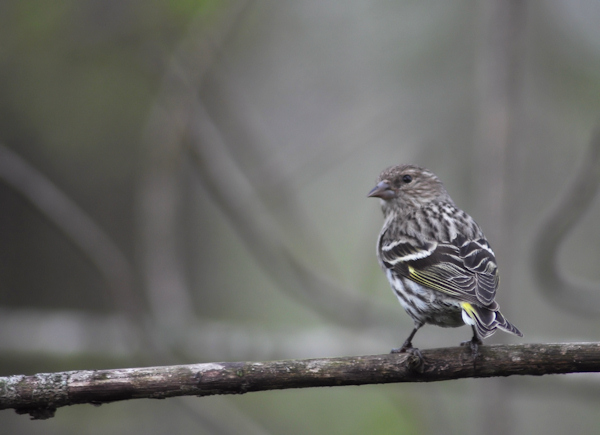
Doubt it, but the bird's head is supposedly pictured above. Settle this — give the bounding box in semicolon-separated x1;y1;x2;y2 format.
368;164;451;212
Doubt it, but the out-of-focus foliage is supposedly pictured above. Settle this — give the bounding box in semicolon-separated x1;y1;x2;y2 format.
2;1;600;434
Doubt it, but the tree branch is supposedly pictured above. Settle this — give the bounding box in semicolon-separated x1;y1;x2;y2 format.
2;342;599;420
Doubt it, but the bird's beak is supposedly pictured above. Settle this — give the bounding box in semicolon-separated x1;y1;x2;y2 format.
367;181;395;200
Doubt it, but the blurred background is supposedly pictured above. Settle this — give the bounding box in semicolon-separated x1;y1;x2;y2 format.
2;0;600;434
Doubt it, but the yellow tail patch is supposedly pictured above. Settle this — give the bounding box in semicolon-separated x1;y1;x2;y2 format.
461;302;476;326
461;302;475;315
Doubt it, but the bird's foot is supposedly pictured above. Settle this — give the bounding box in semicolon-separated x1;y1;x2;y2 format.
391;342;424;372
391;341;423;358
460;336;482;359
391;339;417;354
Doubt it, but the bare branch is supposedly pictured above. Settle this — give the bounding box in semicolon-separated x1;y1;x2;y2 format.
532;125;600;316
3;342;600;420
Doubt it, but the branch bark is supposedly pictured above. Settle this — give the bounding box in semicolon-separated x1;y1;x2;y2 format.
2;342;599;420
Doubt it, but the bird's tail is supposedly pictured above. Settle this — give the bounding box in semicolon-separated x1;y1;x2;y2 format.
461;302;523;339
494;310;523;337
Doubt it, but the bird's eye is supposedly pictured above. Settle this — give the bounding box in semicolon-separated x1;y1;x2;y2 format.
402;174;413;183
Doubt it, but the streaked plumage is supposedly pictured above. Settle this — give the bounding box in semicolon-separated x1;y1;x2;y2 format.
369;164;522;357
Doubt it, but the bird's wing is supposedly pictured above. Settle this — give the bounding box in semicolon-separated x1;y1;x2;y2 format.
379;234;498;306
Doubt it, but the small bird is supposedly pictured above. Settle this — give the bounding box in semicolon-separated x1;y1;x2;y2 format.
368;164;522;358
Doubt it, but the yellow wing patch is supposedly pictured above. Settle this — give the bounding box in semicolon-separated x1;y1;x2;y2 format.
407;265;461;296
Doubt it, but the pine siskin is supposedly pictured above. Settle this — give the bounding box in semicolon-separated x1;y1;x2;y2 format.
368;164;522;358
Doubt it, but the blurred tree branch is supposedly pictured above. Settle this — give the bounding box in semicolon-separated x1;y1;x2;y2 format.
185;103;396;330
0;144;142;332
3;342;600;420
474;2;527;433
532;125;600;316
157;4;399;331
138;0;255;336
